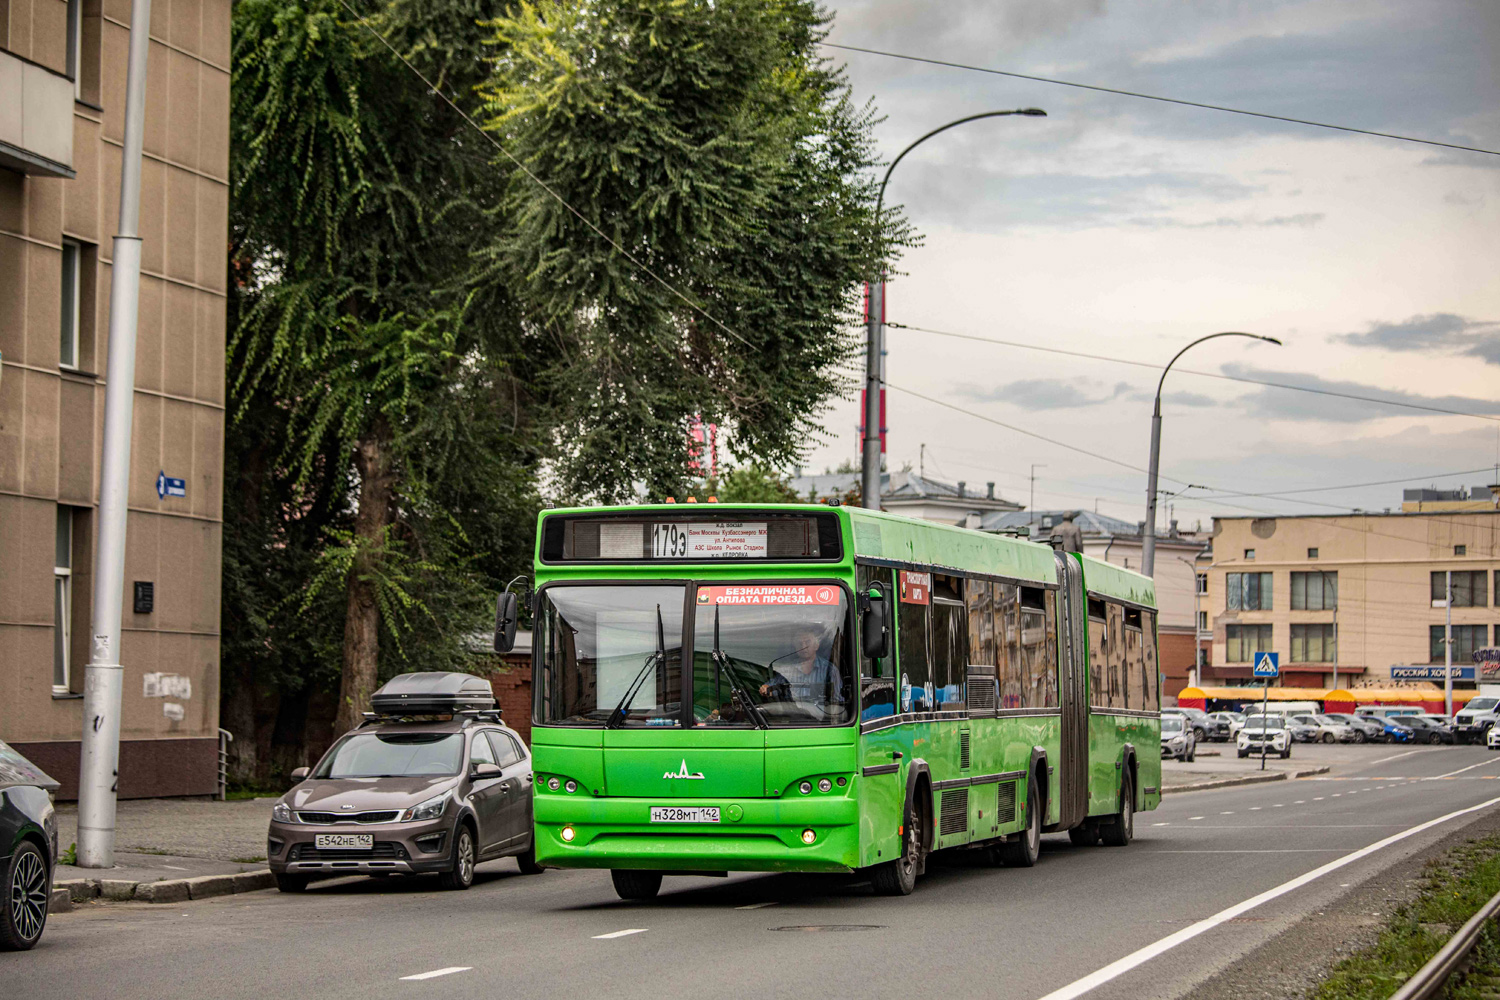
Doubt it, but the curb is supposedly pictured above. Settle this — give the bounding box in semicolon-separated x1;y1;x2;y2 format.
1163;765;1331;795
55;870;277;906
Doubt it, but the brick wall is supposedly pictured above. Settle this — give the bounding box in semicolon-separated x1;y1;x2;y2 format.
485;655;532;748
1160;629;1197;700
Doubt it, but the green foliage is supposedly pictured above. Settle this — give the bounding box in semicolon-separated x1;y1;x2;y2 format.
480;0;907;503
58;843;77;867
711;464;800;504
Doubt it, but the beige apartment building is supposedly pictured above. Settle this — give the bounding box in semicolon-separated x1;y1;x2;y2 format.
1;0;229;797
1203;507;1500;691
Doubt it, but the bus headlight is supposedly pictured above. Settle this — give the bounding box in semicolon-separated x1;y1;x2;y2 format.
561;825;576;843
817;779;832;793
565;780;578;793
547;777;561;791
799;781;812;794
801;829;817;844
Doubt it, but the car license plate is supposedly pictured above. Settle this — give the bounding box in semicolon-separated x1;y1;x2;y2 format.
314;833;373;850
650;806;720;824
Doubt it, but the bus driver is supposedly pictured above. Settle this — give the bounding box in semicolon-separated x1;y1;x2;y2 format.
760;626;842;708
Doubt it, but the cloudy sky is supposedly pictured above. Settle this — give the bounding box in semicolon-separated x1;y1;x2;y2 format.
803;0;1500;528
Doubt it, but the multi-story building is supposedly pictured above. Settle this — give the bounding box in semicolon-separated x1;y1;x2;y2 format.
1202;508;1500;691
1;0;229;797
982;510;1208;698
789;469;1023;525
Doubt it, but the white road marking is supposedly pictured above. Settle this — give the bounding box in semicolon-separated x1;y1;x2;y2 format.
1147;849;1349;854
1333;794;1342;797
1272;804;1284;808
593;928;649;940
1368;748;1428;765
1032;793;1500;1000
1188;816;1204;821
1152;822;1169;827
1432;758;1500;779
1220;811;1234;815
1295;800;1306;804
161;865;189;871
400;968;471;981
1314;797;1325;801
736;901;778;910
1249;807;1261;811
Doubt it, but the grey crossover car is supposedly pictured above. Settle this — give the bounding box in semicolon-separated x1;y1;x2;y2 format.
2;740;59;951
267;673;541;892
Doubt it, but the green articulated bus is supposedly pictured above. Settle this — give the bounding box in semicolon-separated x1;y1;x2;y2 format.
521;503;1161;899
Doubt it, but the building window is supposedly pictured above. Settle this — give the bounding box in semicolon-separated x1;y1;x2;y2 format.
1226;572;1273;611
60;240;81;369
54;507;74;694
1195;573;1208;595
1430;625;1487;664
1197;611;1208;631
1291;623;1337;663
1244;548;1256;560
1307;547;1319;559
1291;571;1338;611
1455;545;1467;557
1226;624;1273;663
67;0;83;98
1432;571;1487;608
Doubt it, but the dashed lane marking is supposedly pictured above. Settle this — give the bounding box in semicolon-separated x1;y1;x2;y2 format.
593;928;649;940
736;902;779;910
1152;822;1169;827
401;968;471;981
1188;816;1204;821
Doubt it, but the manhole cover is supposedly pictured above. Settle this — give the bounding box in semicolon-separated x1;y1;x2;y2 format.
770;925;885;933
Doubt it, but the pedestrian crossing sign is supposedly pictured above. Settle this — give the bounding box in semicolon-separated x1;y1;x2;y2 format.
1253;652;1280;678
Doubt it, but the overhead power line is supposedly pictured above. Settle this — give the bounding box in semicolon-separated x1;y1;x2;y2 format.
821;42;1500;159
888;322;1500;423
335;0;750;347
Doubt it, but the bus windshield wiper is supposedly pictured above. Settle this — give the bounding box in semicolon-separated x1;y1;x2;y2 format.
713;605;767;728
606;604;668;728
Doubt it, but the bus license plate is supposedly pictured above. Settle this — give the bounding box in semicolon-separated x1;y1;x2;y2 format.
650;806;720;824
314;834;373;850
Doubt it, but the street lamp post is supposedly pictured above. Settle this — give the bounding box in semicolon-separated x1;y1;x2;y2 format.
1142;332;1282;577
861;108;1047;509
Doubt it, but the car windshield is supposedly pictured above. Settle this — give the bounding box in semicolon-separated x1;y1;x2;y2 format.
1245;722;1285;732
1469;699;1500;712
316;732;464;778
1162;717;1184;732
692;584;852;727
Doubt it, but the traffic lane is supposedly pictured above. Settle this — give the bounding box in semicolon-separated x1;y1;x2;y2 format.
9;760;1498;1000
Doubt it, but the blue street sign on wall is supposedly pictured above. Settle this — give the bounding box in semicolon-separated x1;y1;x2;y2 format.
1252;652;1280;679
155;471;186;500
1391;665;1475;681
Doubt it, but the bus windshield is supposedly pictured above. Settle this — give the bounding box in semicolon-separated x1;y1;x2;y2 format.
693;584;852;728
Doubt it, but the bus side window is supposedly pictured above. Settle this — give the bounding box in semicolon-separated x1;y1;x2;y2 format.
966;579;995;669
857;564;897;720
1042;589;1059;708
1124;607;1145;710
997;584;1024;708
1142;611;1160;711
1087;598;1106;709
1106;602;1126;709
932;574;968;711
1019;586;1049;709
898;574;932;713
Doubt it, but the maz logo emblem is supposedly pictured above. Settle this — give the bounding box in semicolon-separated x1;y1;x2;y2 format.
663;759;705;780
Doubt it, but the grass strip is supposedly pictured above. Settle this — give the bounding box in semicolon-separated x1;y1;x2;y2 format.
1312;835;1500;1000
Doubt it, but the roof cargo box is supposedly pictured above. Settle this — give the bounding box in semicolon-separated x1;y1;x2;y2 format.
370;672;497;715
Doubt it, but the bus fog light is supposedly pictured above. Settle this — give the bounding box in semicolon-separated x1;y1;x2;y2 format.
547;777;561;791
817;779;832;793
799;781;812;794
801;829;816;845
561;825;576;843
565;780;578;793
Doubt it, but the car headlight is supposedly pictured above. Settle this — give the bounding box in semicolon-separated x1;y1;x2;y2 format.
271;801;297;824
401;792;451;823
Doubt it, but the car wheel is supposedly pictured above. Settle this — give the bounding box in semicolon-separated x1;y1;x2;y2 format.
516;841;544;876
1;841;49;951
1068;822;1100;847
1237;750;1248;758
1282;748;1291;759
1101;772;1134;847
274;872;309;893
1353;730;1367;744
1186;747;1196;763
438;823;476;891
1194;728;1206;743
871;793;924;895
1321;732;1335;744
611;870;663;901
1001;774;1042;868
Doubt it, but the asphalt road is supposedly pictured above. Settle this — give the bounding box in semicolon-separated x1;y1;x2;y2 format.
10;742;1500;1000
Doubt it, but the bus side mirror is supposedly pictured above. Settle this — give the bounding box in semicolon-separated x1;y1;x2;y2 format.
494;591;519;653
861;589;890;660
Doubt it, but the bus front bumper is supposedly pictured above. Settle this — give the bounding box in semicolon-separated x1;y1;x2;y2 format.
533;795;861;874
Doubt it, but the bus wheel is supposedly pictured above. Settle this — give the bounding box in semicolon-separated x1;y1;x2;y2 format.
610;870;662;901
1068;823;1100;847
1001;775;1042;868
871;798;922;896
1101;773;1134;847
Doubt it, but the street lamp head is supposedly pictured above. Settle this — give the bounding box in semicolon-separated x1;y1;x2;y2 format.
1018;108;1048;117
1261;335;1284;346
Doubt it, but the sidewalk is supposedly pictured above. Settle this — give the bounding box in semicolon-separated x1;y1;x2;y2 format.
1161;747;1326;792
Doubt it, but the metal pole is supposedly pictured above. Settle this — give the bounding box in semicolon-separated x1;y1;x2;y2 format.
1328;569;1338;691
77;0;152;869
1030;463;1047;514
1445;570;1453;718
859;108;1046;510
860;280;883;509
1261;678;1269;771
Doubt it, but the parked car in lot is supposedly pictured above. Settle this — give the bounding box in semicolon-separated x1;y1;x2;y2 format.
1455;697;1500;744
1487;725;1500;750
1322;713;1385;743
1164;707;1223;743
1290;714;1356;744
1161;715;1196;761
268;672;542;893
1281;716;1321;743
1;740;59;951
1381;718;1416;743
1210;712;1247;738
1405;715;1456;744
1357;705;1424;721
1238;720;1291;759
